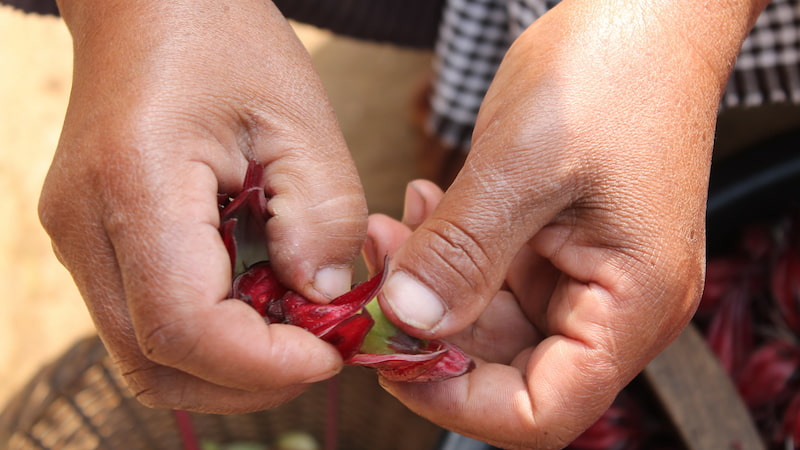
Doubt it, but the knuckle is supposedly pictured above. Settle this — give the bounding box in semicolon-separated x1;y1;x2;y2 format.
37;193;57;238
269;190;367;269
38;155;109;254
118;363;183;410
138;319;200;368
661;244;706;318
132;382;178;410
37;177;73;243
306;193;369;242
417;217;494;295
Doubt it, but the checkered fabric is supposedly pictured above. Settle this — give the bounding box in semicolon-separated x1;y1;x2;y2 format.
724;0;800;107
429;0;800;151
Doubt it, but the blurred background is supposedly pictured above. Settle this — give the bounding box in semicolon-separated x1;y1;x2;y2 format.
0;5;432;410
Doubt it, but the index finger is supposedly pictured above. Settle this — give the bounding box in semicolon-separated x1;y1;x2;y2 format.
108;159;343;391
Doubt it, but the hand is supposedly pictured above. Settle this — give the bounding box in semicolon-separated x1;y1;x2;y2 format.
39;0;366;413
366;1;767;447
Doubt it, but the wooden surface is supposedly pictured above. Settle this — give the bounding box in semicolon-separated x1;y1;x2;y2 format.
644;324;764;450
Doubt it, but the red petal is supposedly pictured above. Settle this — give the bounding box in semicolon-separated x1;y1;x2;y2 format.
320;312;374;361
220;219;238;273
782;392;800;445
349;340;474;382
705;281;754;376
219;161;270;275
771;246;800;333
270;268;386;336
232;262;287;316
568;393;645;450
220;160;267;222
349;348;446;381
736;339;800;410
330;263;387;307
272;292;364;337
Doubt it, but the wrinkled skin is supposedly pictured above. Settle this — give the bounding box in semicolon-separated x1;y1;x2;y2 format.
39;0;367;413
39;0;767;446
366;1;768;448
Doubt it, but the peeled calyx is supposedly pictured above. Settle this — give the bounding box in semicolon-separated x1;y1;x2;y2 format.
218;160;474;382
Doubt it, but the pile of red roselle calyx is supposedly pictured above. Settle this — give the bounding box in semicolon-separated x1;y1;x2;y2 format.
568;210;800;450
695;210;800;448
218;161;474;383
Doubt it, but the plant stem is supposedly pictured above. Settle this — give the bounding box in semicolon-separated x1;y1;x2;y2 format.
325;375;339;450
173;409;200;450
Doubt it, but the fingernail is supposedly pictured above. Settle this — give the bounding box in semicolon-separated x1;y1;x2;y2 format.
362;236;378;275
382;272;444;331
314;267;351;299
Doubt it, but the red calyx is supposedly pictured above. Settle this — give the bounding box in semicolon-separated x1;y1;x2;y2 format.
705;279;755;377
567;393;645;450
349;339;474;382
736;339;800;411
231;262;287;316
221;160;475;382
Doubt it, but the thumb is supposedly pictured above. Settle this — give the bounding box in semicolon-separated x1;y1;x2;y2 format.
378;158;561;338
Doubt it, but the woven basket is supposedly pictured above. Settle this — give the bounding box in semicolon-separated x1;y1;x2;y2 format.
0;335;444;450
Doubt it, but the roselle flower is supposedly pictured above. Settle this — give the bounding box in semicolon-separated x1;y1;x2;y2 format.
348;300;475;382
735;339;800;411
219;160;474;382
219;161;270;277
231;262;287;316
771;233;800;334
780;391;800;447
567;393;645;450
705;279;755;376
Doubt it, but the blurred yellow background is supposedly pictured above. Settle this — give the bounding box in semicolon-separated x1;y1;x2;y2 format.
0;5;432;410
0;7;94;409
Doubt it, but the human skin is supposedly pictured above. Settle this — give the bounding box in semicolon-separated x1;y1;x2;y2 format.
39;0;769;445
369;0;770;448
39;0;367;413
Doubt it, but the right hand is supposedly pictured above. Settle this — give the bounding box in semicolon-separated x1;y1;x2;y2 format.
39;0;367;413
368;1;768;447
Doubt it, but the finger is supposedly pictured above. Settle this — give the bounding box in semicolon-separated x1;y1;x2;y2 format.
381;279;643;450
263;151;367;301
401;180;444;230
123;359;311;414
379;154;567;338
363;179;444;275
107;307;320;413
365;210;542;364
363;179;444;274
105;159;343;392
446;290;542;365
505;244;560;335
251;92;368;303
382;342;616;450
41;170;331;412
363;213;411;276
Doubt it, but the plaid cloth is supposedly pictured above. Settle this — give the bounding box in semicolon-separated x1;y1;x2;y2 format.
429;0;800;151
